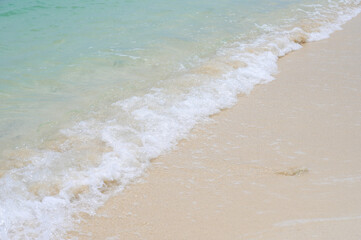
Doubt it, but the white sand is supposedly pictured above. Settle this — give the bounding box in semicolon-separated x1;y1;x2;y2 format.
71;14;361;240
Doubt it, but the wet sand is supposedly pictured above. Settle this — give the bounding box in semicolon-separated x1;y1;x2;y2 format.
71;14;361;240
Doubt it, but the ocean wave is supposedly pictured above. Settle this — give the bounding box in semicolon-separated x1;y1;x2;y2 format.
0;1;360;239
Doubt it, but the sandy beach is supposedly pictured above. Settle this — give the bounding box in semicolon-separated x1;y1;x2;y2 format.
70;14;361;240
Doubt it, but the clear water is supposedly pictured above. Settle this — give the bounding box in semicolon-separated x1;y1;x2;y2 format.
0;0;360;239
0;0;325;149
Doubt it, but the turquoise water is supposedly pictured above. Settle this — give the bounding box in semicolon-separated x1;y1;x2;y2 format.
0;0;309;149
0;0;360;239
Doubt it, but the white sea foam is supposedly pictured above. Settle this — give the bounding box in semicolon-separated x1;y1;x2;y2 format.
0;1;360;239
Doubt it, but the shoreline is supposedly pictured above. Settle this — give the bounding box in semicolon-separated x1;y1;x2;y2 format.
71;13;361;240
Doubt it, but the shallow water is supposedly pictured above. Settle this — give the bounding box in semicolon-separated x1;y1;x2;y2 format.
0;0;329;149
0;0;360;239
0;0;292;146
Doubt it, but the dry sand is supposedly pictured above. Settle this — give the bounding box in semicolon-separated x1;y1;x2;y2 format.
71;14;361;240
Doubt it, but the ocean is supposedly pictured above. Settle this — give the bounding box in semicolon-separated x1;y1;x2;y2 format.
0;0;360;238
